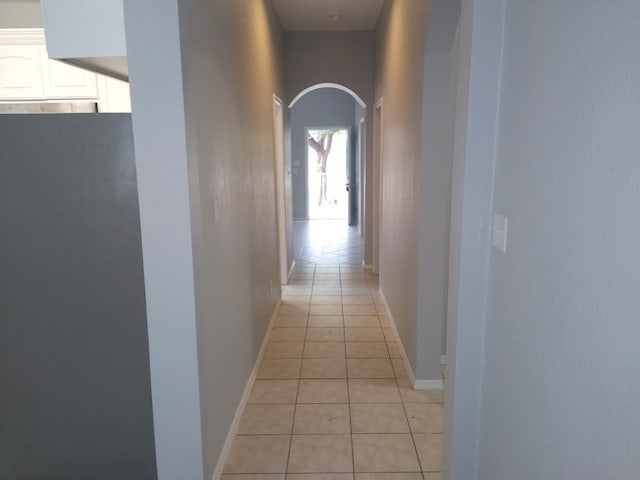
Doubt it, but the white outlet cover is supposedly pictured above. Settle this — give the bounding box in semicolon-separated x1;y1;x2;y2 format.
492;214;508;252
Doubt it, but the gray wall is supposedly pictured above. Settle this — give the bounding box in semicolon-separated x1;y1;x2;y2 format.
374;0;429;377
444;0;505;477
290;88;357;219
478;1;640;478
0;114;156;479
415;0;460;378
0;1;42;28
285;31;375;263
124;1;286;478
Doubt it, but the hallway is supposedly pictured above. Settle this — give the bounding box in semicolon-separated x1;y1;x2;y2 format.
222;258;443;478
293;220;365;266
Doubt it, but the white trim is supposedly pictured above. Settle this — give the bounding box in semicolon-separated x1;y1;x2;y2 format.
414;379;445;390
288;259;297;280
272;94;288;285
211;299;282;480
362;261;373;270
377;288;443;390
0;28;45;46
441;354;446;365
289;82;366;108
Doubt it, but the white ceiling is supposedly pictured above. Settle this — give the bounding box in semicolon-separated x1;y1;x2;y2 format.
271;0;385;31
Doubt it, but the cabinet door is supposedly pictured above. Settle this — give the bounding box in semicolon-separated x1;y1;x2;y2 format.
41;52;98;99
0;45;45;99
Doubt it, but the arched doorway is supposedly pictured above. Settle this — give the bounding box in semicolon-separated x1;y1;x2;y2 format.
287;84;368;266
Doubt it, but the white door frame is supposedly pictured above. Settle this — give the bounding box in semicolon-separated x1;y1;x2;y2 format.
272;94;288;285
372;98;383;274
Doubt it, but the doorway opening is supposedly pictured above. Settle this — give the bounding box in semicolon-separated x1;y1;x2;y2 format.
306;127;350;220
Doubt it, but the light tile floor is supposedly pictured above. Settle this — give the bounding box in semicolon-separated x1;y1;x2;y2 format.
294;220;364;265
223;263;444;480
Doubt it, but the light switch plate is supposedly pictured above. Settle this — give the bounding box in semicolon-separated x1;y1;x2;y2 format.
492;214;508;252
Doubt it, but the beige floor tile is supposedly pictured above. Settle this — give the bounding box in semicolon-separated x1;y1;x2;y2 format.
345;327;384;342
352;434;420;472
345;342;388;359
341;287;371;295
270;328;307;342
306;327;345;341
309;305;343;316
222;474;285;480
312;287;342;296
287;474;353;480
355;475;423;480
310;295;343;305
347;359;395;379
249;380;299;404
301;358;347;379
293;403;350;434
314;274;341;281
397;380;444;403
308;316;343;328
257;359;301;379
350;403;410;433
264;342;304;359
303;341;345;358
343;316;380;328
392;358;409;379
289;279;313;287
386;342;401;358
413;434;443;472
238;404;295;435
315;267;341;274
343;305;378;316
348;379;402;403
313;280;342;288
280;305;310;316
404;403;444;433
283;286;313;296
341;295;373;305
288;434;353;473
282;296;311;305
382;327;395;341
224;435;290;473
423;474;441;480
275;316;308;328
297;379;349;403
378;316;392;327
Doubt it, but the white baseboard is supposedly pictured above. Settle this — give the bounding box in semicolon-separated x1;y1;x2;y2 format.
441;354;446;365
377;290;443;391
362;261;373;270
414;379;445;390
211;299;282;480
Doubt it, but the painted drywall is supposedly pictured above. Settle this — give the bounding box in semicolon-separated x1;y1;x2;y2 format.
290;88;356;219
444;0;505;477
123;2;205;479
0;114;156;479
477;1;640;479
374;0;430;375
41;0;125;57
126;1;285;478
178;1;285;476
285;31;375;263
415;0;460;379
0;1;42;27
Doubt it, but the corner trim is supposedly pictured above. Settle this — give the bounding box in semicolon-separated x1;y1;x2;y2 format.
377;289;443;391
441;354;446;365
211;299;282;480
414;379;445;390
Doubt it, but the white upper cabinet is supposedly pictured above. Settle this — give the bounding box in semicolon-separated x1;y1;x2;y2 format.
41;52;98;99
0;45;45;99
